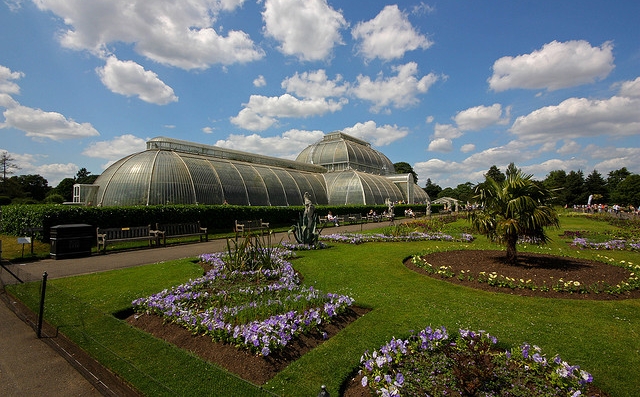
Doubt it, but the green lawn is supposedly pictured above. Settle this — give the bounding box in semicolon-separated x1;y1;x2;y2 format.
6;214;640;396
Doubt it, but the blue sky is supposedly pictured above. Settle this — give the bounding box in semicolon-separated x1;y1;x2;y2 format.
1;0;639;188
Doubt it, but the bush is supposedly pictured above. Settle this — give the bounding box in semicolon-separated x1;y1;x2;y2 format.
0;204;366;240
44;194;65;204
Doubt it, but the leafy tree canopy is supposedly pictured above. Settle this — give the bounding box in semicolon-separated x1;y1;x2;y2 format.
423;178;442;200
393;162;418;184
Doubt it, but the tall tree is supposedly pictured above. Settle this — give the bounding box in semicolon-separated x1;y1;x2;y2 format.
469;167;559;265
393;162;418;184
606;167;631;193
423;178;442;200
564;170;586;206
610;174;640;207
54;178;76;202
1;151;20;181
13;174;51;201
485;165;506;183
453;182;474;203
505;162;518;179
584;170;608;203
75;167;99;184
543;170;567;206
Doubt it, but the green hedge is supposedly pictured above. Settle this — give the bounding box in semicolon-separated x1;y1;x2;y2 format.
1;203;421;241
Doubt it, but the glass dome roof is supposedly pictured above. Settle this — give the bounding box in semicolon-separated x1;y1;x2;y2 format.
296;132;395;175
89;135;429;207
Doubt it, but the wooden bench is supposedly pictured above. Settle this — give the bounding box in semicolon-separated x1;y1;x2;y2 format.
155;222;208;246
320;215;344;227
366;214;381;222
347;213;364;224
234;219;270;238
96;225;160;253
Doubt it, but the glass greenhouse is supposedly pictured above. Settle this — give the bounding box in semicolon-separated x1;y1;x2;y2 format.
83;133;429;207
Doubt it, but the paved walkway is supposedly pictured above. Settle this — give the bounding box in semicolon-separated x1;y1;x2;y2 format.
0;220;394;396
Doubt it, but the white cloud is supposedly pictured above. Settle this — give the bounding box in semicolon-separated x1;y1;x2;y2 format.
488;40;614;91
82;134;146;159
96;57;178;105
230;107;278;131
0;149;79;186
4;0;23;12
0;65;24;95
414;158;468;187
510;95;640;143
342;120;408;146
412;2;436;16
1;104;100;141
433;123;462;139
617;76;640;98
214;129;324;159
202;126;214;134
557;140;581;154
352;5;432;61
253;75;266;87
0;64;100;141
427;137;453;152
460;143;475;153
454;103;509;131
351;62;439;112
585;145;640;175
34;0;264;70
262;0;347;61
520;158;588;180
462;141;532;168
33;162;79;186
230;93;347;131
281;70;348;99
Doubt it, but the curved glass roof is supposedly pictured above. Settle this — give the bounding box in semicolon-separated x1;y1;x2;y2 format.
91;135;429;207
94;149;328;206
324;170;406;205
296;132;395;175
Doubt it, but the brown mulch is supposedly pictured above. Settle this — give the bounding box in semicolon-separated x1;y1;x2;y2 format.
126;307;369;386
406;250;640;300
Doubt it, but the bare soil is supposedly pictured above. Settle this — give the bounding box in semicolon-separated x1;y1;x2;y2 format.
406;250;640;300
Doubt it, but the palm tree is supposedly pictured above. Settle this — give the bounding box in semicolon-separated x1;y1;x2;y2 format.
469;168;559;265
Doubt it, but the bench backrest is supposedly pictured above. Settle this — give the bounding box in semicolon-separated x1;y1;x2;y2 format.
236;219;264;228
156;222;203;236
98;226;150;239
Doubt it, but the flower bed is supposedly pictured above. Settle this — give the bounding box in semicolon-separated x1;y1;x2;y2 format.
411;253;640;295
132;248;354;356
572;237;640;251
320;232;474;245
359;326;593;396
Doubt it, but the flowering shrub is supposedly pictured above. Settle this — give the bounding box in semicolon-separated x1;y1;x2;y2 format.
359;326;593;396
411;254;640;295
320;232;474;245
132;249;354;356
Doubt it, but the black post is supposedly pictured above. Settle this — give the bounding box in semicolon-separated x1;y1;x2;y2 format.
37;271;47;338
317;385;330;397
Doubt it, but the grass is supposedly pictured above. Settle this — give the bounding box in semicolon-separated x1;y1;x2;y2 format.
5;214;640;396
